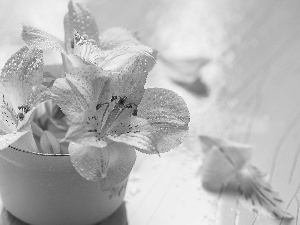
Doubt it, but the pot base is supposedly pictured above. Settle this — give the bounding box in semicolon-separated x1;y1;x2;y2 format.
0;148;127;225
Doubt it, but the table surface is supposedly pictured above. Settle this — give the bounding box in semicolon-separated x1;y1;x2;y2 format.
0;0;300;224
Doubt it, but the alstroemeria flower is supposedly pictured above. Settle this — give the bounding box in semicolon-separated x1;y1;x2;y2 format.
52;57;190;188
0;46;51;152
21;1;156;73
199;135;293;220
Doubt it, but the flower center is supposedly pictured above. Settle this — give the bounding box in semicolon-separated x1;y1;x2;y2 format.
0;95;28;128
17;105;31;121
89;95;138;140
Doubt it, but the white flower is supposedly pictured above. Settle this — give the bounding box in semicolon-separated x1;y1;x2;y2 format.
199;135;293;220
21;1;156;73
52;57;190;188
0;46;51;151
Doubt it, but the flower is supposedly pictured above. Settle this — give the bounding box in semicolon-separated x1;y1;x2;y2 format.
0;46;51;152
199;135;293;220
21;1;156;73
1;0;190;190
52;56;190;188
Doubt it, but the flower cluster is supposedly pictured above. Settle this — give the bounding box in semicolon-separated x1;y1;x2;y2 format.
0;1;190;188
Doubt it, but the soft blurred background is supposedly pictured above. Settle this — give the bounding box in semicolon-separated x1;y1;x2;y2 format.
1;0;300;224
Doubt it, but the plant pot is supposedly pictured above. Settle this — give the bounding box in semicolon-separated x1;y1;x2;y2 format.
0;147;127;225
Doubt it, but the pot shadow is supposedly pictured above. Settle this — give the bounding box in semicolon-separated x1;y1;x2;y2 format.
0;201;129;225
97;202;128;225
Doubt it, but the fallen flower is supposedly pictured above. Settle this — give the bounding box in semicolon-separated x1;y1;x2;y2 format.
199;135;293;220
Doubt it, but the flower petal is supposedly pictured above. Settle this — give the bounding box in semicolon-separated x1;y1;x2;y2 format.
16;85;52;131
101;142;136;189
106;117;157;154
99;57;147;105
72;30;106;66
100;46;156;72
65;65;108;108
65;109;106;148
51;66;108;120
0;131;32;151
51;78;84;120
199;135;252;170
21;25;66;54
64;1;99;53
238;165;293;219
40;130;61;154
12;129;38;152
0;93;17;133
68;142;136;188
27;85;52;108
72;30;156;72
137;88;190;153
0;46;44;111
98;27;156;71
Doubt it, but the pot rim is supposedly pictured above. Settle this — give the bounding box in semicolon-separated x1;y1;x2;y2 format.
9;145;70;157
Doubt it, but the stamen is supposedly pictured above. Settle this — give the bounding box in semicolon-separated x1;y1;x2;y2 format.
127;103;138;116
17;113;25;121
132;109;138;116
96;102;109;110
118;96;127;105
111;96;117;102
100;99;138;136
87;129;97;133
18;105;31;114
70;39;74;49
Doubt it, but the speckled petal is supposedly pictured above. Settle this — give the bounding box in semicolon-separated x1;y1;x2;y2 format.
0;93;17;133
0;131;30;150
69;142;136;187
137;88;190;153
15;85;51;132
64;1;99;53
106;116;158;154
0;113;15;133
65;109;106;148
100;57;147;105
51;66;108;120
0;46;44;111
21;25;66;54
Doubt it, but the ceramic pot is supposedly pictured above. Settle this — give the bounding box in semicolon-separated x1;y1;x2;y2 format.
0;147;127;225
